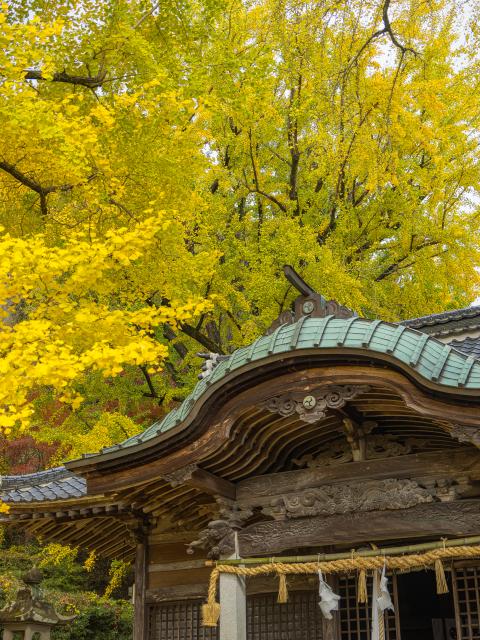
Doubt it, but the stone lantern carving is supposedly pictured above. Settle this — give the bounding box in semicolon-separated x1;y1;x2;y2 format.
0;568;75;640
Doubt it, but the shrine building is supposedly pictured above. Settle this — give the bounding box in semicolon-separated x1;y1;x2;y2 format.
3;268;480;640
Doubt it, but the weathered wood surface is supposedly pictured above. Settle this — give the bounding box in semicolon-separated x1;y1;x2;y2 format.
134;540;147;640
259;478;435;520
148;567;212;590
221;500;480;556
187;467;236;500
146;584;208;603
236;449;480;503
145;575;316;603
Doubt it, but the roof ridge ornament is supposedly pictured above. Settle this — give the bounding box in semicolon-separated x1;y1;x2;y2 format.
265;265;356;335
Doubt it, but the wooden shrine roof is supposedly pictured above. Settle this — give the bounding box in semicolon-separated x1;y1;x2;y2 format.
69;315;480;464
3;314;480;505
0;307;480;558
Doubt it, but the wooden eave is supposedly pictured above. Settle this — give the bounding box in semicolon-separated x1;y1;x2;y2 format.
5;380;480;559
67;352;480;486
6;315;480;560
67;313;480;477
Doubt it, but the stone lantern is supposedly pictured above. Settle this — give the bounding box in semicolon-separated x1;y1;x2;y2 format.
0;568;75;640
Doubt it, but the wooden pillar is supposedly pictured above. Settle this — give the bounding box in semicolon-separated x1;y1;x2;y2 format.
219;546;246;640
134;538;148;640
219;571;246;640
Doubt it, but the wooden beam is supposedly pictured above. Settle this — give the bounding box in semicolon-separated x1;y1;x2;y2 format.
188;468;236;500
134;538;147;640
236;449;480;502
162;464;236;499
220;499;480;556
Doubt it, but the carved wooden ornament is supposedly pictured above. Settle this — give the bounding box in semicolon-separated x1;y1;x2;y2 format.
261;385;371;423
262;478;433;520
294;434;429;468
448;424;480;448
162;463;198;488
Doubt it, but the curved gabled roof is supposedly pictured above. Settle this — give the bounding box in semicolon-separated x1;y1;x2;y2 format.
93;315;480;457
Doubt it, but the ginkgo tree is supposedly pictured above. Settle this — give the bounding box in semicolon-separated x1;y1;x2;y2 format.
0;214;214;435
1;0;480;463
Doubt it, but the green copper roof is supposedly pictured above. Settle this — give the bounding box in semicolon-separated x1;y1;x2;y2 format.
99;316;480;454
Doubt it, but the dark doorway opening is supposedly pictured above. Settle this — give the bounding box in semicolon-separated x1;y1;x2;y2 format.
397;571;456;640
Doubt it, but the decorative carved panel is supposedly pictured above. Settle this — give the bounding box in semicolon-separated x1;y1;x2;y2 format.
220;500;480;556
294;435;429;468
262;478;433;520
265;289;355;335
261;385;370;423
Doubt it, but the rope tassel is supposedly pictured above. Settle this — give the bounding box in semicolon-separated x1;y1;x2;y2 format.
358;568;368;603
202;602;221;627
202;567;221;627
277;571;289;603
435;559;449;594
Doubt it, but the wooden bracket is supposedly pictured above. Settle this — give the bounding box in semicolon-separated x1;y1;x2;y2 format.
162;464;236;500
341;416;377;462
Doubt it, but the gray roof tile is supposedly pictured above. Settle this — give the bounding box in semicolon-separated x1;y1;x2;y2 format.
0;467;86;504
402;306;480;336
450;337;480;359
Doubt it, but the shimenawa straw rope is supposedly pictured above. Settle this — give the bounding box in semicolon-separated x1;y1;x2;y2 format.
202;543;480;626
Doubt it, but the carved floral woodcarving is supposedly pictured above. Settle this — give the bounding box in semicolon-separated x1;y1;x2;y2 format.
262;479;433;519
261;385;371;423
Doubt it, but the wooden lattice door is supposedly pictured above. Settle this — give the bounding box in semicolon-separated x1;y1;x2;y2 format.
338;574;400;640
147;581;401;640
247;591;325;639
147;600;218;640
453;566;480;639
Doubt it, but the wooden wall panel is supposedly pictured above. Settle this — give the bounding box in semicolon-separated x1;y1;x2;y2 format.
147;600;218;640
148;567;212;590
149;543;198;563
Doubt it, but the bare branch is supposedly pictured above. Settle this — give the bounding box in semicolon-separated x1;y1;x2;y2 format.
0;161;96;216
134;1;161;28
25;68;107;88
375;239;440;281
345;0;418;73
139;365;160;399
180;322;225;354
382;0;418;57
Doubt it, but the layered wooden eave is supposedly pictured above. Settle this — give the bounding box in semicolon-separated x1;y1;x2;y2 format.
4;314;480;560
